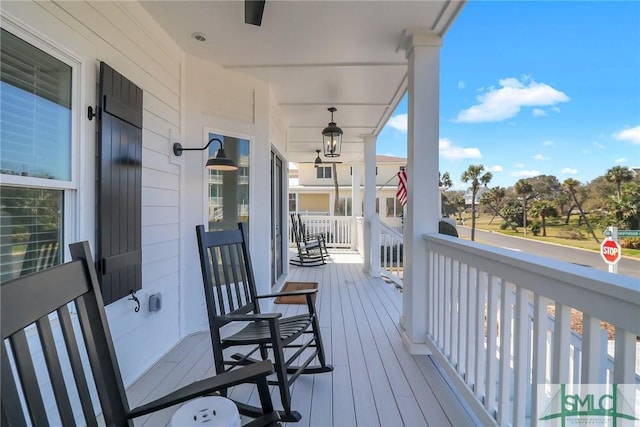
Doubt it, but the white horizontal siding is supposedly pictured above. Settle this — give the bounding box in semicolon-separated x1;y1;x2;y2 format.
1;0;185;387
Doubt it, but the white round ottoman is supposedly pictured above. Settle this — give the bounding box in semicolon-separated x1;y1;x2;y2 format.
170;396;240;427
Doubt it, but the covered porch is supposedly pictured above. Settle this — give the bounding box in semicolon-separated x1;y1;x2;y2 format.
128;249;477;427
1;1;638;426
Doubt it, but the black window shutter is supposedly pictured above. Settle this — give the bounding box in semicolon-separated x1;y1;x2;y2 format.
96;62;142;305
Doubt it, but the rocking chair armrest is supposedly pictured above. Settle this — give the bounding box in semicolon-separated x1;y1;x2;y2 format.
128;360;275;419
217;313;282;322
257;289;318;299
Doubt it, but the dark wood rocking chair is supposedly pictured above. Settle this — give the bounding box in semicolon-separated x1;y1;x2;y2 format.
196;223;334;422
289;214;325;267
295;214;329;258
1;241;280;427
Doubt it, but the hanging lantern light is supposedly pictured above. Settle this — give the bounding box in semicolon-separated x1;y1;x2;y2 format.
321;107;343;158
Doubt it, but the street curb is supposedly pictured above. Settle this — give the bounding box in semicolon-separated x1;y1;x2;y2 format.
457;225;639;261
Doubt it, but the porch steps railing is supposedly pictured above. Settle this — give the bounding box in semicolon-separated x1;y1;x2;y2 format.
379;221;403;287
422;233;639;427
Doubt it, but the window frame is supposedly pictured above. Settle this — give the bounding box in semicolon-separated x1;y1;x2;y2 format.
316;166;332;179
288;193;297;213
202;128;253;232
386;197;403;218
0;20;83;267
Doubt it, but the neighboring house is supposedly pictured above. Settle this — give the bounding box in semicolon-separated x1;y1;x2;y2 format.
464;186;490;206
289;155;406;228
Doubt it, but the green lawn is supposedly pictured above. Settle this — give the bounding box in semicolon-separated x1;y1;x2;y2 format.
455;214;640;259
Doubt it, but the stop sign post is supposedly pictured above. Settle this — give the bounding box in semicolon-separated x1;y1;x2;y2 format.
600;237;621;273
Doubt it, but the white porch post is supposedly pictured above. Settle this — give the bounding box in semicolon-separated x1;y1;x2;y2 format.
351;162;362;250
401;32;441;352
363;135;378;274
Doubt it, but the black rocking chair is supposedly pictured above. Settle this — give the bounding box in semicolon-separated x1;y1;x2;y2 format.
289;214;325;267
295;214;329;257
1;241;280;427
196;223;334;422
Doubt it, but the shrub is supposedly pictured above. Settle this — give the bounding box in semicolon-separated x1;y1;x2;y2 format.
530;222;541;236
500;221;518;231
620;237;640;249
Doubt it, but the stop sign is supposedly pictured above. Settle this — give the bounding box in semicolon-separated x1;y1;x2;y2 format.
600;238;621;265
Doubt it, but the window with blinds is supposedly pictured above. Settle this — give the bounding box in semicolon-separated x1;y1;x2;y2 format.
0;186;62;283
0;28;72;180
0;28;71;283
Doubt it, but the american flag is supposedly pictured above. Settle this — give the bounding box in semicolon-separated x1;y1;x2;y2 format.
396;167;407;207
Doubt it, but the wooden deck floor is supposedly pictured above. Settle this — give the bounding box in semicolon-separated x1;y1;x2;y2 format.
128;250;478;427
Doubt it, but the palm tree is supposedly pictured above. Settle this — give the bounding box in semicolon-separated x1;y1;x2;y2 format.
439;171;453;188
605;166;634;200
514;179;534;233
562;178;599;242
451;193;466;221
439;171;453;217
460;164;492;241
529;200;557;237
480;186;506;224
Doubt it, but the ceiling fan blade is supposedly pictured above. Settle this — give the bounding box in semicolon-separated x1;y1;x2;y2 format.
245;0;265;26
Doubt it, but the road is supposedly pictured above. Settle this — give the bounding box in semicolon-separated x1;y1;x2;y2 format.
456;226;640;279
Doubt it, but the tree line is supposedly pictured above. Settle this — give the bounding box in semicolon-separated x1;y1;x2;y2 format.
440;165;640;243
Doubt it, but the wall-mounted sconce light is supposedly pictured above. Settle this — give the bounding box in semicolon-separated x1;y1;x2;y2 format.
322;107;343;158
173;138;238;171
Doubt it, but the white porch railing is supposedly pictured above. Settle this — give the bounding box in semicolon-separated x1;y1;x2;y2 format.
379;221;403;287
422;233;640;427
290;215;353;248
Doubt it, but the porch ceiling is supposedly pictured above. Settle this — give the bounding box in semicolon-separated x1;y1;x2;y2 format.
141;0;464;164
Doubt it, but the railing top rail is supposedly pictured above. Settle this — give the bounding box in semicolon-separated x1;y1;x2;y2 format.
423;233;640;334
379;221;403;239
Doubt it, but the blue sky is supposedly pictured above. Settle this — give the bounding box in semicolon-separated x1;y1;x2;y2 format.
377;0;640;190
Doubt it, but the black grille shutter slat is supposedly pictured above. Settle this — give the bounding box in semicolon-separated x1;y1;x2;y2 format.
96;62;142;305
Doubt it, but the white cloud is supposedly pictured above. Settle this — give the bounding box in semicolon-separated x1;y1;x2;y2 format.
490;165;504;172
455;76;569;123
551;106;561;113
439;138;482;161
534;154;547;160
561;168;578;175
511;170;540;178
458;81;467;90
593;142;606;149
516;163;525;168
532;108;547;117
615;157;628;164
542;140;555;147
613;125;640;144
386;113;407;133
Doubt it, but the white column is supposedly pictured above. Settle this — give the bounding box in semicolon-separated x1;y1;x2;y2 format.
402;32;441;352
363;135;377;273
351;162;362;250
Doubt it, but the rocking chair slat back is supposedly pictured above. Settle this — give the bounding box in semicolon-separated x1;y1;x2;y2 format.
1;242;131;426
196;225;258;318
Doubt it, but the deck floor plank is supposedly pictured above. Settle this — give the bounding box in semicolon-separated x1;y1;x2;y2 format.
124;249;477;426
